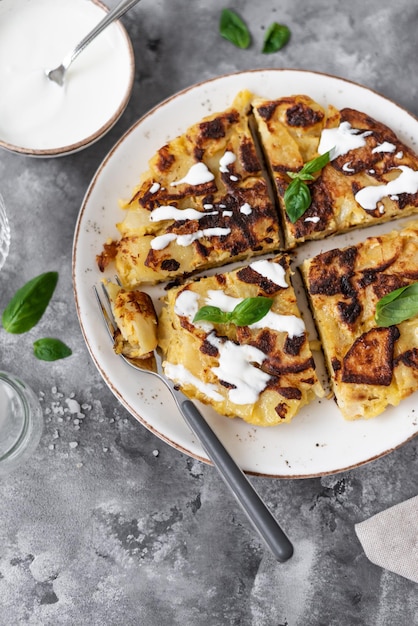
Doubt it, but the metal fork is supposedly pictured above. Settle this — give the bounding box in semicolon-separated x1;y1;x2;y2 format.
94;282;294;562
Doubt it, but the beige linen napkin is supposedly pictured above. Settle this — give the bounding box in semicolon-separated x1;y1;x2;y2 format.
355;495;418;583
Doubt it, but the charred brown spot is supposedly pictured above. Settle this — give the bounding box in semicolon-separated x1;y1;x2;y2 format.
251;329;276;355
161;259;180;272
256;102;277;121
236;262;287;295
277;387;302;400
96;240;118;272
307;246;358;296
198;111;239;140
157;146;175;172
274;403;288;419
284;334;305;356
331;357;341;372
337;298;362;326
264;356;315;377
239;137;261;173
215;273;227;286
395;348;418;370
219;380;236;389
286;104;324;127
200;339;219;357
341;326;400;385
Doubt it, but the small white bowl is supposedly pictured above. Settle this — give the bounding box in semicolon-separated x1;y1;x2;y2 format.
0;0;135;157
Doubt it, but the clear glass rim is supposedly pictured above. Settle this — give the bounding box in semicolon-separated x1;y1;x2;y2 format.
0;372;43;470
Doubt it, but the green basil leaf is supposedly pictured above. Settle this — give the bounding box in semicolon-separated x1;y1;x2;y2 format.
262;22;290;54
219;9;251;49
298;151;331;179
2;271;59;334
193;305;231;324
284;178;312;223
375;282;418;326
230;297;273;326
33;338;72;361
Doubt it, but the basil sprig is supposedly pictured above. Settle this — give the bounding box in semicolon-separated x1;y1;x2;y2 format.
33;338;72;361
219;9;251;49
284;151;331;223
375;282;418;327
2;271;58;333
193;296;273;327
262;22;290;53
2;271;72;361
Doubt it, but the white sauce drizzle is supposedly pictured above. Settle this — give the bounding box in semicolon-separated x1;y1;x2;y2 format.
355;165;418;211
230;175;239;182
372;141;396;154
219;151;236;173
164;362;223;402
206;333;271;405
304;216;321;224
342;162;355;173
174;290;199;319
149;182;160;194
149;205;217;222
222;210;233;217
396;151;404;159
240;203;252;215
249;259;288;288
318;122;371;160
203;203;214;210
170;162;214;186
151;227;231;250
204;290;305;338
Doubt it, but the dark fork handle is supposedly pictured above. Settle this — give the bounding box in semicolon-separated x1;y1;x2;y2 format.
181;399;294;562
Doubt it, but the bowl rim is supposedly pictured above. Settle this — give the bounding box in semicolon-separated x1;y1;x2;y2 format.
0;0;135;158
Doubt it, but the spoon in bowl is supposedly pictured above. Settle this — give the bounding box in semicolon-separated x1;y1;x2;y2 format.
46;0;141;86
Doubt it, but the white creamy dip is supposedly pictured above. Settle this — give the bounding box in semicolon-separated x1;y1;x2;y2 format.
0;0;134;152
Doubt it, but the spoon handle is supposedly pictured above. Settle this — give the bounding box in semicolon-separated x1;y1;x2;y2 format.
180;399;294;562
64;0;141;69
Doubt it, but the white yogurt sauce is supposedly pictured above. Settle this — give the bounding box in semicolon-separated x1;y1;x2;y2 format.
204;290;305;338
206;333;271;405
149;206;218;222
240;202;252;215
318;122;371;160
0;0;133;151
150;227;231;250
355;166;418;210
170;162;215;186
164;362;223;403
219;150;236;173
249;259;288;288
372;141;396;154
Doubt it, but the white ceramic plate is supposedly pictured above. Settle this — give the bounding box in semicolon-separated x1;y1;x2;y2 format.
73;69;418;478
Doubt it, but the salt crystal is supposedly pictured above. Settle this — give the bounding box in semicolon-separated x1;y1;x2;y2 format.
69;441;78;449
66;398;81;414
152;450;159;457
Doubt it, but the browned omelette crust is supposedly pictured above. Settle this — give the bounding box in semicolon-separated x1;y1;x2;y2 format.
158;254;324;427
253;98;418;248
97;91;281;287
300;221;418;420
